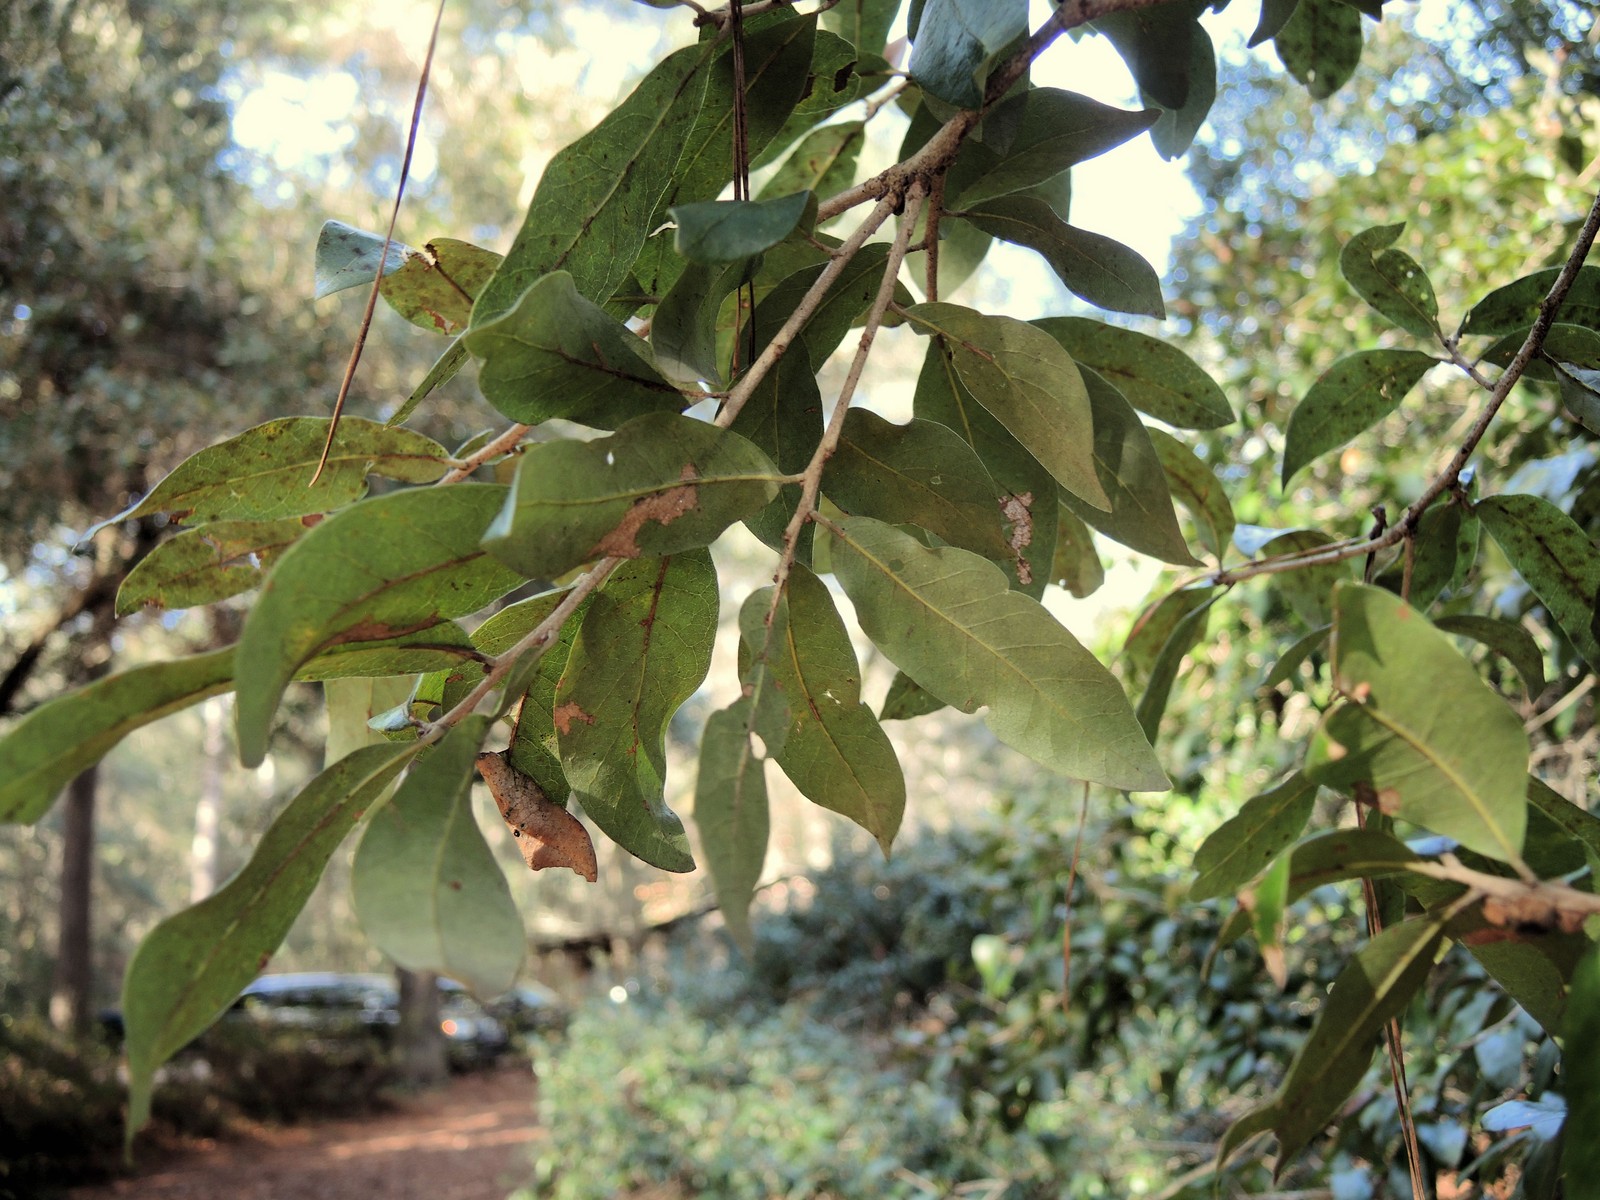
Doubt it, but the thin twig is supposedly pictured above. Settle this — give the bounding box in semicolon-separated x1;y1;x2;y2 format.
766;186;923;605
312;0;447;485
438;423;532;484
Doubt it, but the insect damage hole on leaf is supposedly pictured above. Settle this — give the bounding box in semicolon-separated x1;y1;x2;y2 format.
476;749;598;882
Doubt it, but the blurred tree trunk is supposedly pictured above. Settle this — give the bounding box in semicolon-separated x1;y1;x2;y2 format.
49;762;98;1036
396;968;447;1088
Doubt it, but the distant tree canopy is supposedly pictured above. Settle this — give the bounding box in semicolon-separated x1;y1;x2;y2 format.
3;0;1600;1191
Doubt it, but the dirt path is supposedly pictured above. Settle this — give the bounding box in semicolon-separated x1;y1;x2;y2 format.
69;1066;541;1200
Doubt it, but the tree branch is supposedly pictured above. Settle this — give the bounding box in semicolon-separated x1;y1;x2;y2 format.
1209;184;1600;590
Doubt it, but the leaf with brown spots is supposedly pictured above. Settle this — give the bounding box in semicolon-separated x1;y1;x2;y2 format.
482;411;782;580
475;750;598;883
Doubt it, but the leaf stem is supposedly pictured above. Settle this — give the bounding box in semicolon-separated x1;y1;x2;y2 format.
438;423;532;484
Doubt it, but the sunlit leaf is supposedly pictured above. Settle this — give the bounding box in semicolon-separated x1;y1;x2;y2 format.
1281;350;1438;487
351;716;524;997
694;698;770;952
466;271;684;429
554;552;717;872
234;485;522;767
903;303;1108;511
0;649;235;825
1191;773;1319;901
907;0;1027;109
313;220;410;300
482;412;781;580
472;41;716;319
1305;582;1529;863
1339;223;1440;339
123;742;416;1140
1062;368;1197;566
823;409;1012;563
115;518;307;614
123;418;450;524
831;516;1167;790
1032;316;1232;429
743;565;905;851
1477;492;1600;672
1274;0;1362;100
379;237;502;336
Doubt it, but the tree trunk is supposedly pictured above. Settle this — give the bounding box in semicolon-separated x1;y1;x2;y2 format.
190;695;230;902
50;763;98;1036
395;968;447;1088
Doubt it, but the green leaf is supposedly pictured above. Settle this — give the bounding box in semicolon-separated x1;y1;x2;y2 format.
0;649;235;825
1281;350;1439;487
472;41;716;320
1374;500;1470;611
1554;359;1600;437
325;675;414;763
1470;939;1578;1038
1147;18;1215;160
1305;582;1529;863
554;552;717;872
1524;775;1600;862
123;742;416;1140
1263;624;1330;688
1253;527;1350;627
124;418;450;524
750;242;898;367
1191;773;1319;901
1477;492;1600;671
694;699;770;952
960;196;1166;319
1134;588;1215;740
1284;827;1419;895
378;237;502;336
645;16;819;265
1480;322;1600;383
672;192;813;264
1062;368;1198;566
1433;614;1547;696
821;0;900;56
652;258;753;387
466;271;684;429
880;671;948;721
1033;316;1233;429
116;518;306;615
1266;916;1449;1170
234;485;522;767
1123;582;1214;690
903;303;1108;511
830;516;1168;790
1461;265;1600;337
494;591;588;807
1274;0;1362;100
729;340;824;560
1094;2;1202;109
482;412;781;580
949;89;1159;207
743;565;906;851
823;409;1012;563
351;716;524;997
760;122;865;202
1149;429;1235;563
753;31;870;172
913;333;1057;595
313;220;410;299
1248;0;1301;46
907;0;1027;109
392;338;470;427
1051;503;1103;598
1339;223;1441;339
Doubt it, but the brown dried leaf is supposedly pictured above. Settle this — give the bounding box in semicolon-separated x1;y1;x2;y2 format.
475;750;598;883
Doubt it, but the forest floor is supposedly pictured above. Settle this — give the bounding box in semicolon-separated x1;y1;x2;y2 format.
67;1064;541;1200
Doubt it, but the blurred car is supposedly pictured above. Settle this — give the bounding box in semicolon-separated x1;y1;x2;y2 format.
479;982;570;1038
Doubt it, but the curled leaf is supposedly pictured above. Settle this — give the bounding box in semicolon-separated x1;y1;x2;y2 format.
475;750;598;883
